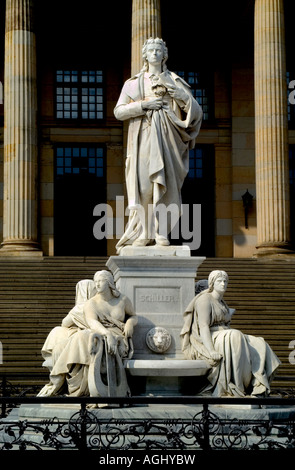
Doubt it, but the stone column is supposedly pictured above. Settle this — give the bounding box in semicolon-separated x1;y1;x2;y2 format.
254;0;292;256
131;0;161;75
1;0;41;255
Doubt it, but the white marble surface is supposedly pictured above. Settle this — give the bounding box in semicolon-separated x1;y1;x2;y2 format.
118;245;191;257
106;255;205;361
125;359;209;376
114;38;203;251
16;403;295;422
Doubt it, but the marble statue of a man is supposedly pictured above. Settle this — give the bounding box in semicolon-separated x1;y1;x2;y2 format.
114;37;203;252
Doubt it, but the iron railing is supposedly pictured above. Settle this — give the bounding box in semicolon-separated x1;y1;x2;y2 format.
0;393;295;451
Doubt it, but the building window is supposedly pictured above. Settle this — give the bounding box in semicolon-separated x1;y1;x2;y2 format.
188;148;203;179
55;146;104;177
56;70;104;120
175;71;212;121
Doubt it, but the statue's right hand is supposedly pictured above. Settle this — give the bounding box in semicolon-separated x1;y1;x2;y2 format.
105;333;117;355
142;98;163;111
209;350;223;361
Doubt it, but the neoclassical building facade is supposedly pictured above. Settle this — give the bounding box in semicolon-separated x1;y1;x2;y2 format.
0;0;294;259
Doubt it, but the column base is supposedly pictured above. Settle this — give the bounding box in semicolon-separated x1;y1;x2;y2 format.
254;241;295;258
0;240;43;257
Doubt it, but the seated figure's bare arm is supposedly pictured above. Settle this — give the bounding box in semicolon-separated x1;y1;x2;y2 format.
123;296;138;337
84;300;108;335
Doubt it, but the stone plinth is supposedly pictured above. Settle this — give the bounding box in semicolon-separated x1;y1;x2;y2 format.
106;252;205;361
105;249;205;395
118;245;191;257
106;249;206;395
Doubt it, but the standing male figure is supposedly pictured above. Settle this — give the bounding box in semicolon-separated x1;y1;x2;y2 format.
114;38;203;251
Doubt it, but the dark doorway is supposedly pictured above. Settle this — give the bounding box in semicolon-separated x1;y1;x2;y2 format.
172;145;215;257
54;145;107;256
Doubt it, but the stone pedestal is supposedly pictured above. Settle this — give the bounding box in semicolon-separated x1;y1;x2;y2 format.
106;249;206;394
107;251;204;360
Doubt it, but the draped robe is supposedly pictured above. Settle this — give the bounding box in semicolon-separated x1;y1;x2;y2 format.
114;70;203;251
180;292;281;397
38;285;134;397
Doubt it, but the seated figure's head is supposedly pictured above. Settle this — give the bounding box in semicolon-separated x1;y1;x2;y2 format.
208;270;229;295
93;270;120;298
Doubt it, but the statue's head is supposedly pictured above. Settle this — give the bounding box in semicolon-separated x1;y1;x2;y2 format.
93;270;120;298
208;270;228;294
141;37;168;72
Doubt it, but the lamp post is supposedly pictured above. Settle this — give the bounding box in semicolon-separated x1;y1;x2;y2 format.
242;189;253;230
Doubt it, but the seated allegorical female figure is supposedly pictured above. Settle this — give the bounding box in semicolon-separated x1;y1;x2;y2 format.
180;270;281;397
38;279;97;373
38;271;137;397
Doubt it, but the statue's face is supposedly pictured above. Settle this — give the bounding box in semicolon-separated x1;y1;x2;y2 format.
95;275;109;294
146;43;164;66
213;276;228;295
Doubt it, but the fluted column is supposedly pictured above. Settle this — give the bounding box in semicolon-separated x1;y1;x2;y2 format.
131;0;161;75
1;0;41;255
254;0;292;256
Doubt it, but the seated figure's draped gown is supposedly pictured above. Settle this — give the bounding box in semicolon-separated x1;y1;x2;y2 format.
180;291;281;397
38;280;134;397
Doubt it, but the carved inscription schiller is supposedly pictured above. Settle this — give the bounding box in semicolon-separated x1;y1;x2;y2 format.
135;287;180;314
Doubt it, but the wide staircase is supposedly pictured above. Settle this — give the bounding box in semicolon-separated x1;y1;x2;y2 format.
0;256;294;391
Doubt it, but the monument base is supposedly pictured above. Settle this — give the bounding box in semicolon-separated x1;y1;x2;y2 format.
16;402;295;422
118;244;191;257
4;402;293;451
105;249;206;395
106;252;205;360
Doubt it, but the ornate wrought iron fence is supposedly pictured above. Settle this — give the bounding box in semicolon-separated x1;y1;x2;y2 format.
0;394;295;451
